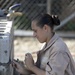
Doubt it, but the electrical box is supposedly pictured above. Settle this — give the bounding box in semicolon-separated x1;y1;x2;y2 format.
0;18;14;75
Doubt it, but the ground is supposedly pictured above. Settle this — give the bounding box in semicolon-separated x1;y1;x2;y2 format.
14;37;75;62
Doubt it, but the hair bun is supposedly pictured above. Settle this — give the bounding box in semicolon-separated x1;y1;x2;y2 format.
52;15;60;26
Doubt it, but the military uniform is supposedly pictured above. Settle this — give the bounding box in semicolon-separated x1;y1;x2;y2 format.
36;33;75;75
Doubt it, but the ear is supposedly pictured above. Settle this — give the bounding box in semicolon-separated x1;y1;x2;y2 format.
43;24;49;31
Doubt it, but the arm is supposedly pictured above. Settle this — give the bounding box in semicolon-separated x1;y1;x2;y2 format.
29;65;46;75
25;53;46;75
12;60;32;75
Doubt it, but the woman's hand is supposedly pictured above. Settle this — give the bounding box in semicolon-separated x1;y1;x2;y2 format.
12;60;25;74
25;53;34;70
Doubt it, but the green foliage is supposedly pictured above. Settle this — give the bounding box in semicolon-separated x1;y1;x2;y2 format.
14;14;31;30
58;21;75;31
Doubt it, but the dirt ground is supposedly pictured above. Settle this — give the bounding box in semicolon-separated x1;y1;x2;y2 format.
14;37;75;61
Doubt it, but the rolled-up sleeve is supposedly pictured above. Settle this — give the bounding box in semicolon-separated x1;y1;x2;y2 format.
46;51;69;75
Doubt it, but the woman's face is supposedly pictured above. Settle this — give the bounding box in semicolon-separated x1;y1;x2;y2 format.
31;21;51;43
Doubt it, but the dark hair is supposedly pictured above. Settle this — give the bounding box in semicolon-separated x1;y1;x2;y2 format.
32;14;60;30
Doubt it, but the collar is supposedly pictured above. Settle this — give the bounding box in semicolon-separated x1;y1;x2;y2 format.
40;33;59;53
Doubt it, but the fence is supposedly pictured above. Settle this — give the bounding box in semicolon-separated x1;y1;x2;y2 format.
0;0;75;30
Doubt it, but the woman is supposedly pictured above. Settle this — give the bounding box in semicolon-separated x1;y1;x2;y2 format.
13;14;75;75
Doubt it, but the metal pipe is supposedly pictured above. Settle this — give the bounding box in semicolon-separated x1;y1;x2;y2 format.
47;0;51;15
54;12;75;30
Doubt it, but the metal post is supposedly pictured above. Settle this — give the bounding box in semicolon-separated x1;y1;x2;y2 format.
47;0;51;15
